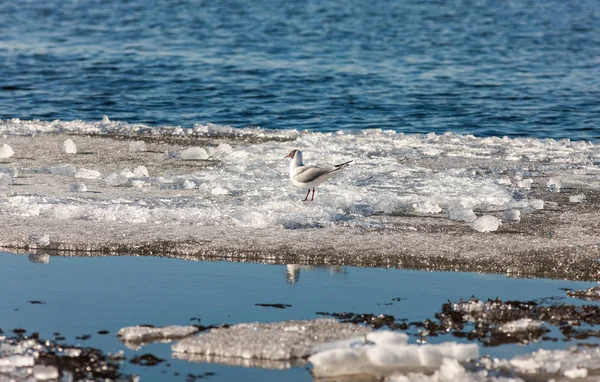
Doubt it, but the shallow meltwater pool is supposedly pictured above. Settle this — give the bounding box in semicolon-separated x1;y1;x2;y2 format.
1;252;599;381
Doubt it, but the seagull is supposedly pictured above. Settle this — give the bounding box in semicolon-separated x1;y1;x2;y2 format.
284;149;352;201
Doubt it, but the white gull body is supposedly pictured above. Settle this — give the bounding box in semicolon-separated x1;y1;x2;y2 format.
285;149;352;201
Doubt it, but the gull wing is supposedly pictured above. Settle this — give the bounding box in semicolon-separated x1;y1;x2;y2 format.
292;165;334;184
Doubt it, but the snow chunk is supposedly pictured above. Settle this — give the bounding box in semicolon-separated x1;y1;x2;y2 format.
49;163;76;176
70;182;87;192
118;325;200;348
469;215;501;232
63;139;77;154
75;168;101;179
133;165;149;177
172;147;209;160
172;319;372;361
0;144;14;158
33;364;59;380
129;140;147;152
569;194;586;203
503;209;521;222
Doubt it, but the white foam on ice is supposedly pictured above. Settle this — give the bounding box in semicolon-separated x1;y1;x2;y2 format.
172;319;372;361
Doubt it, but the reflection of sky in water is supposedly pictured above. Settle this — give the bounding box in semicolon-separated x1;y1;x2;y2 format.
1;252;598;380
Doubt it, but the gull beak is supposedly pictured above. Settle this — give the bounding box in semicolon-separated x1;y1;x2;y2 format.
284;151;294;159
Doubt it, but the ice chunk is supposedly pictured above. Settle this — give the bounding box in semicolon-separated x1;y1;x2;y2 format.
0;355;34;368
503;209;521;222
120;168;136;178
309;338;479;378
129;140;147;152
517;179;533;189
63;138;77;154
105;172;129;186
412;200;441;214
211;187;230;195
497;177;512;185
28;234;50;247
527;199;544;210
118;325;200;348
546;178;561;192
0;173;11;185
183;179;196;189
469;215;501;233
498;318;543;333
172;147;209;160
172;319;372;361
133;165;149;177
101;115;111;124
366;331;409;346
75;168;101;179
569;194;586;203
70;182;87;192
564;368;588;379
49;163;76;176
447;204;476;222
0;143;14;158
33;364;59;380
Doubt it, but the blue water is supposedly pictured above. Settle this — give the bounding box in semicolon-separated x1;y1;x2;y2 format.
1;253;598;381
1;0;599;140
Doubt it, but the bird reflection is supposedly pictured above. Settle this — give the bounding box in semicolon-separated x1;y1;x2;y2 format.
286;264;345;284
28;253;50;264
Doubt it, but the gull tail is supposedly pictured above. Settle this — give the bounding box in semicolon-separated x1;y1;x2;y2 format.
333;160;353;171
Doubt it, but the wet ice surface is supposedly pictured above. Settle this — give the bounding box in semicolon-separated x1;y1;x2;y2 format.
1;119;600;279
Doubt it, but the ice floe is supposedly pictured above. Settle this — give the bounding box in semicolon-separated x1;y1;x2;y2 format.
118;325;200;349
171;319;372;360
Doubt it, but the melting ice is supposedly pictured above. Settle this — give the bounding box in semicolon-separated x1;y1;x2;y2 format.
0;118;598;233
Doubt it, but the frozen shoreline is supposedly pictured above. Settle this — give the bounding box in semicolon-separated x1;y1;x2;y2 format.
1;119;600;280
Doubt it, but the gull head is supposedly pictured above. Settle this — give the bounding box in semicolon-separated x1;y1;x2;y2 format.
284;149;298;159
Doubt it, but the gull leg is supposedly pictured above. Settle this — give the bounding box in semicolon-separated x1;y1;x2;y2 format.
311;187;315;201
303;188;310;202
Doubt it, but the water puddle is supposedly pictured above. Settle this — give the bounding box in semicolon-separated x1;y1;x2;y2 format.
1;252;599;381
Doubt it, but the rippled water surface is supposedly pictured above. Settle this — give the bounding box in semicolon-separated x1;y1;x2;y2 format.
1;0;599;139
